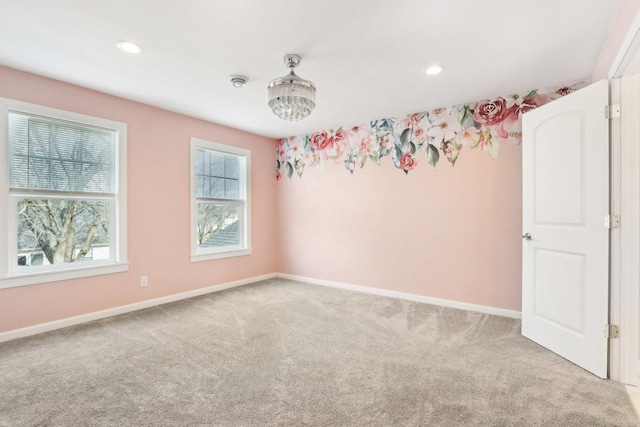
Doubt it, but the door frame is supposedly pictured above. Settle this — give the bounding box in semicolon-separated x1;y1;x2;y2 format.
608;9;640;386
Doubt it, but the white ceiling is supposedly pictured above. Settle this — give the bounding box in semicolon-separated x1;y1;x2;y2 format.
0;0;620;139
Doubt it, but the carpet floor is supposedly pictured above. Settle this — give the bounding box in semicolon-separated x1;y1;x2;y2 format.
0;278;638;426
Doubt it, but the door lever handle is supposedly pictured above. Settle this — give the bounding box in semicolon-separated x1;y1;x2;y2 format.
522;233;532;241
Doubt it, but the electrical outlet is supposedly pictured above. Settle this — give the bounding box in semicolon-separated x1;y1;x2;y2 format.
140;276;148;288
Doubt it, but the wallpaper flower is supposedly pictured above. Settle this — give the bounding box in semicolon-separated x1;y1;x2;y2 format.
276;82;588;180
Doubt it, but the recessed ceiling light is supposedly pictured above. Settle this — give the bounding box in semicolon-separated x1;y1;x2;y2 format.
426;65;443;76
116;41;143;54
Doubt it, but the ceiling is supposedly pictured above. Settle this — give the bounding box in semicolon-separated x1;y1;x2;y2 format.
0;0;620;139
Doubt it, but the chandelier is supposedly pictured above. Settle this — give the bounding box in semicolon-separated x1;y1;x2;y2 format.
267;54;316;121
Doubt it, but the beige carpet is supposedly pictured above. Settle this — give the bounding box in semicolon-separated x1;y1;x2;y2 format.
0;278;638;426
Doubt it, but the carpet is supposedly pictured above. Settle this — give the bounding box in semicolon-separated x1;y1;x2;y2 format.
0;278;638;426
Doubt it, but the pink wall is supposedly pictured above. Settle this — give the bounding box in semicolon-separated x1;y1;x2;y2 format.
0;65;278;333
592;0;640;80
277;146;523;311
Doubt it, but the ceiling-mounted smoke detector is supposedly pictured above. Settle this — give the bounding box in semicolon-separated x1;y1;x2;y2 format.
229;76;248;88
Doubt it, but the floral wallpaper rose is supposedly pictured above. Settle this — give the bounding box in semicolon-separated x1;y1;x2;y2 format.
276;82;588;179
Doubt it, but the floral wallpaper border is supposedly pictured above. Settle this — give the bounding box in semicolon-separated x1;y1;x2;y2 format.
276;81;588;180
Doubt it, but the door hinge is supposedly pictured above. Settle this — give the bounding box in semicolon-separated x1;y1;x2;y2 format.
605;104;620;119
605;324;620;339
605;214;621;229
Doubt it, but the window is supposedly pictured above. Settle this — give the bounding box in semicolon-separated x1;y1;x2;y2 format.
0;98;128;288
190;138;251;261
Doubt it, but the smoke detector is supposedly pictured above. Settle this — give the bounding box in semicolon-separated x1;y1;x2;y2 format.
230;76;248;88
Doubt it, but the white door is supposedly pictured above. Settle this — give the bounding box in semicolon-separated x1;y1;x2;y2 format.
522;80;610;378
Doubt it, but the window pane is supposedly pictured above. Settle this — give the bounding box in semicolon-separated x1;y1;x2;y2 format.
226;179;239;199
225;156;239;179
83;164;112;193
30;252;44;266
196;149;204;176
196;176;205;198
211;154;225;177
8;112;116;193
210;177;225;198
196;203;240;249
203;151;210;176
17;198;110;266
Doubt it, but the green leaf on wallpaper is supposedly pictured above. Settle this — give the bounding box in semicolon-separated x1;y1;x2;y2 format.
470;135;481;149
442;141;460;166
400;128;411;145
409;142;416;154
303;137;310;150
460;106;470;124
358;154;367;168
277;159;281;170
369;153;380;165
393;146;403;168
525;90;537;98
286;162;293;178
426;144;439;168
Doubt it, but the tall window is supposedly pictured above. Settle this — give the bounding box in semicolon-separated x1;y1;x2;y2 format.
191;138;251;261
0;98;128;288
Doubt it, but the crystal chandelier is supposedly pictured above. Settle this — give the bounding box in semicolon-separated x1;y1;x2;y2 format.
268;54;316;121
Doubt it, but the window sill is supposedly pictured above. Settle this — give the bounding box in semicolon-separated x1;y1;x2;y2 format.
191;248;252;262
0;262;130;289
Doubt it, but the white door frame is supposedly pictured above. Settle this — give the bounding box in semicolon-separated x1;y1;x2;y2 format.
608;9;640;386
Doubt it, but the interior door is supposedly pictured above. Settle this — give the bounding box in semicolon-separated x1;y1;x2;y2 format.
521;80;610;378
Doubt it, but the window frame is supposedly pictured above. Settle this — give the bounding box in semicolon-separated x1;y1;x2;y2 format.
190;137;251;262
0;97;128;289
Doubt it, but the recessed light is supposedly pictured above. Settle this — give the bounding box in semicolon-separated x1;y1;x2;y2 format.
116;41;143;54
426;65;443;76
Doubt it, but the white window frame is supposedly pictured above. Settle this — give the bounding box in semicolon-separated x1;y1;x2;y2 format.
0;98;128;289
190;137;251;262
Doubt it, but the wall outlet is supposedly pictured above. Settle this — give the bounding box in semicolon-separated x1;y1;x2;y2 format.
140;276;148;288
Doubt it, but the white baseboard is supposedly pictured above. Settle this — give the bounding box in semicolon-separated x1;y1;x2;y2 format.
0;271;521;343
277;273;522;319
0;273;276;343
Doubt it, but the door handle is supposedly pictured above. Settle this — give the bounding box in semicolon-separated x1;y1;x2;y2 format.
522;233;532;241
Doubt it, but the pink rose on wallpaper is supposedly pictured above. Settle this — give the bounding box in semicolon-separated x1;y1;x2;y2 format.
400;152;417;171
394;113;423;135
413;126;429;144
498;92;553;143
322;129;350;160
472;98;509;126
310;131;332;151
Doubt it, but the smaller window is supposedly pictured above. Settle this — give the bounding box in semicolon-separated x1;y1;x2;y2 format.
190;138;251;261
